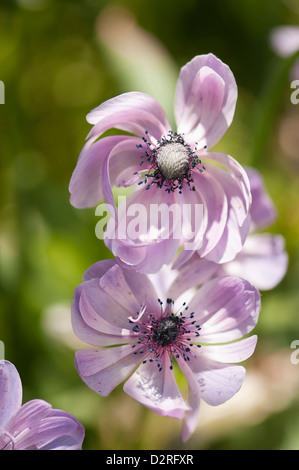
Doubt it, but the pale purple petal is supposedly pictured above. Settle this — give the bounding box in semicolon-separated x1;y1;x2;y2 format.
123;352;190;418
71;275;138;346
180;169;228;256
5;400;84;450
0;361;22;429
84;260;160;313
69;135;126;209
183;352;246;407
246;167;277;231
200;335;258;363
101;137;148;210
220;233;288;290
195;153;251;263
83;259;117;281
168;254;218;300
176;355;201;442
104;185;181;273
175;54;237;149
75;345;143;396
203;207;251;264
203;152;252;227
86;91;170;141
188;276;260;343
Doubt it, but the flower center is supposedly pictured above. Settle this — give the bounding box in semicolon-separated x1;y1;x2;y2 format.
137;130;205;194
153;316;181;347
156;143;190;181
129;298;202;371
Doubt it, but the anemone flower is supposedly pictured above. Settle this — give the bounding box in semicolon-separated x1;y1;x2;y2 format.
0;360;85;450
72;260;260;442
69;54;251;273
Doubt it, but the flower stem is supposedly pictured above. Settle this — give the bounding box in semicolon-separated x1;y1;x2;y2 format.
249;50;299;168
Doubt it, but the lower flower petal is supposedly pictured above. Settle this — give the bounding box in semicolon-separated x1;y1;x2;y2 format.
0;361;22;429
123;352;190;418
6;399;84;450
75;345;143;397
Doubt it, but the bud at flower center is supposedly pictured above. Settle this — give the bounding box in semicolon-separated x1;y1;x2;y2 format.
156;143;190;181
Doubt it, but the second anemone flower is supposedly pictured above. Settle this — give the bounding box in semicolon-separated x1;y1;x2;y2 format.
72;260;260;442
69;54;252;273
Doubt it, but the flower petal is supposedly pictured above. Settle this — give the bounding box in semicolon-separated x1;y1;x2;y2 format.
0;360;22;429
86;91;170;141
184;168;228;256
200;335;258;363
220;233;288;290
184;353;246;407
75;345;142;396
245;167;277;231
5;399;84;450
69;135;127;209
176;355;201;442
104;185;181;273
188;276;260;343
71;274;138;346
123;352;190;418
168;254;218;300
175;54;237;149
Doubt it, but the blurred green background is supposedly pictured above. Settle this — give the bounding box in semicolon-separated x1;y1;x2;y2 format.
1;0;299;450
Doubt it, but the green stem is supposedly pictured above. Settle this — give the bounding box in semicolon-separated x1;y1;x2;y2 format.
249;50;299;168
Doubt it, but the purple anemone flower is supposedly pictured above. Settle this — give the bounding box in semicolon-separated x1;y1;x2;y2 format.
0;360;85;450
171;167;288;293
72;260;260;441
69;53;252;273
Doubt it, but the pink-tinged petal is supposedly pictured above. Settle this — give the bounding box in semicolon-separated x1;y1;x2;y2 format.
220;233;288;290
71;278;137;346
185;352;246;407
69;135;126;209
176;355;201;442
188;276;260;343
109;236;180;274
185;169;228;256
75;345;142;396
246;167;277;231
83;259;117;281
6;400;84;450
203;152;252;226
86;91;170;141
0;361;22;428
168;254;218;300
99;264;142;313
200;335;258;363
104;185;181;273
175;54;237;149
270;26;299;57
83;260;160;314
203;208;251;264
102;137;148;210
123;353;190;418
